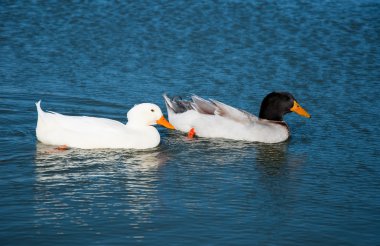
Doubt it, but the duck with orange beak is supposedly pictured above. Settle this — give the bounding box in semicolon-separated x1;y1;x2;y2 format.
36;101;175;149
163;92;310;143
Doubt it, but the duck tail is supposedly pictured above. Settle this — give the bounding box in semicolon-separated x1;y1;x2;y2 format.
163;94;175;113
36;100;43;115
163;93;194;114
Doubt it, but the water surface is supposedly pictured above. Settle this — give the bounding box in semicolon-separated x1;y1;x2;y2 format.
1;1;379;245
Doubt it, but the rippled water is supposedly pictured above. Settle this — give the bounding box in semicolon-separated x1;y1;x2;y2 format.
1;1;379;245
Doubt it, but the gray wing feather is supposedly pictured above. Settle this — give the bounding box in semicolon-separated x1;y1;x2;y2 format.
210;99;258;124
163;93;258;124
190;95;217;115
163;94;193;114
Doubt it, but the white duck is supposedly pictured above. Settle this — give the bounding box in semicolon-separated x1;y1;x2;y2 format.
163;92;310;143
35;101;174;149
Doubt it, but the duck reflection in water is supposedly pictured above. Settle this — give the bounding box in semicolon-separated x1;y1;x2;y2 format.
35;142;169;178
34;143;169;228
254;141;290;176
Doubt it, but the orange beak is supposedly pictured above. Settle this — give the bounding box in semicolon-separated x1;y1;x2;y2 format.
156;116;175;129
290;100;311;118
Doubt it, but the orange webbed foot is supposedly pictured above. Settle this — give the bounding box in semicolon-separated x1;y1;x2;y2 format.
44;145;70;154
188;128;196;139
55;145;69;151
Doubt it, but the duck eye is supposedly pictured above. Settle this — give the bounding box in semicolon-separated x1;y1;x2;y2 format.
151;109;155;112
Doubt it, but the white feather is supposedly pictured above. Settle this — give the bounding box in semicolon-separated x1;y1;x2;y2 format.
35;101;167;149
163;95;289;143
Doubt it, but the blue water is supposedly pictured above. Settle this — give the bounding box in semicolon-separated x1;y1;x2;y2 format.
1;1;379;245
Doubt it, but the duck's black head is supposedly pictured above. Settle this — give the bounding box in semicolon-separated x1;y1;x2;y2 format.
259;92;310;121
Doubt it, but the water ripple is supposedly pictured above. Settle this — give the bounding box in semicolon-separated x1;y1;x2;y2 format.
1;0;379;245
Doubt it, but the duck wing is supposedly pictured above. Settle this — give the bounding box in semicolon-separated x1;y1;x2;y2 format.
209;98;259;124
47;112;126;134
164;94;258;125
37;101;126;135
190;95;218;115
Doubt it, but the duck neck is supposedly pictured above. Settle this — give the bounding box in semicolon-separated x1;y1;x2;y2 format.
259;106;284;121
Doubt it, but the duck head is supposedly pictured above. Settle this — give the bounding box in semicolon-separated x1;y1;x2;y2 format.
259;92;311;121
127;103;175;129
